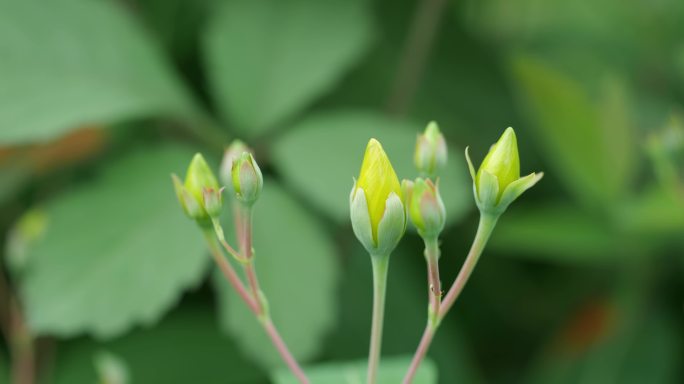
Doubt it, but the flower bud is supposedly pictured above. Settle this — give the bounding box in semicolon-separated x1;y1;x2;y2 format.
414;121;448;177
220;140;251;186
231;152;263;206
408;178;446;238
466;127;543;214
171;153;222;222
350;139;406;256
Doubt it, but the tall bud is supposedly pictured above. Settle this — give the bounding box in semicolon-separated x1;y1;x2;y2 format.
172;153;223;222
350;139;406;256
220;140;251;186
414;121;448;177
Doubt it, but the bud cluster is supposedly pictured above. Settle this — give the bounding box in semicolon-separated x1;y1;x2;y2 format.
172;139;264;224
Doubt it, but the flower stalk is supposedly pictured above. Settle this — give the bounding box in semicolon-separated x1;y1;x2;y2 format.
367;254;390;384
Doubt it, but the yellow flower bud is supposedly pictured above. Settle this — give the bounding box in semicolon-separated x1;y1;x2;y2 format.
476;127;520;199
172;153;222;222
356;139;403;241
350;139;406;256
466;127;543;214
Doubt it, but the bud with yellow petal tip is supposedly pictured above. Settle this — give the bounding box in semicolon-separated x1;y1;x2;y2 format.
172;153;223;222
220;140;251;186
350;139;406;256
466;127;543;215
408;178;446;238
414;121;448;177
231;152;263;206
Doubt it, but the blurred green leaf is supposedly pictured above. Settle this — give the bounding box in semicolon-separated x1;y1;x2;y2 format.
18;145;208;338
510;55;636;209
203;0;373;136
0;0;199;144
51;304;265;384
489;203;620;263
272;356;437;384
272;110;470;224
214;179;339;368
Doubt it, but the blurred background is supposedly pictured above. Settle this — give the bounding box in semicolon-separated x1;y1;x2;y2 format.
0;0;683;383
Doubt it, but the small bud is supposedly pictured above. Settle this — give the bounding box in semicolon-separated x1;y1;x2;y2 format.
414;121;448;177
171;153;222;222
350;139;406;256
220;140;251;186
231;152;263;206
466;127;543;214
408;178;446;238
203;187;224;219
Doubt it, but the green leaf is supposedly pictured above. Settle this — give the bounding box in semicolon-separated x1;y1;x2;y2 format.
272;356;437;384
18;145;208;338
272;110;471;224
214;179;339;368
0;0;199;144
510;55;636;208
51;304;265;384
489;203;621;263
203;0;373;136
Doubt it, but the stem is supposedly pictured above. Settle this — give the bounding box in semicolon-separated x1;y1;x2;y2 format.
402;324;436;384
367;254;390;384
230;204;309;383
204;232;259;314
424;237;441;322
439;213;498;318
9;297;34;384
240;207;263;313
262;318;310;384
402;213;498;383
386;0;448;116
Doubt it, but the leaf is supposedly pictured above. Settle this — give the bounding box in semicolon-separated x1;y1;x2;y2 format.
214;179;339;368
272;110;471;224
510;55;636;209
272;356;438;384
0;0;199;144
51;304;265;384
203;0;374;136
489;203;621;264
18;145;209;338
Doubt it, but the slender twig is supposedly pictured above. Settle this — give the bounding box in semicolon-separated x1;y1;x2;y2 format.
424;238;441;321
225;204;309;384
367;255;390;384
403;213;498;383
10;296;34;384
204;233;259;314
386;0;449;116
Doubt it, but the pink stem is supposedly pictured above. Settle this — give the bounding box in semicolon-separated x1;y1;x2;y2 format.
402;325;435;384
206;235;259;314
263;318;310;383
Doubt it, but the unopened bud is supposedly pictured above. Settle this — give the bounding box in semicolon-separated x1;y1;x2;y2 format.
408;178;446;238
414;121;448;177
171;153;222;222
231;152;263;206
220;140;251;186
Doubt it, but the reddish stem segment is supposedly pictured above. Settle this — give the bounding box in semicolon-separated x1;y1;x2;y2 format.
206;234;259;314
262;318;310;384
403;214;498;383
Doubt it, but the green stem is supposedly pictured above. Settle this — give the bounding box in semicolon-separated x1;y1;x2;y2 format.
424;237;441;325
367;254;390;384
403;213;498;384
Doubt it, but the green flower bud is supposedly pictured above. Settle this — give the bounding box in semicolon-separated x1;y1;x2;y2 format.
171;153;222;222
408;178;446;238
466;127;543;214
414;121;448;177
231;152;263;206
350;139;407;256
220;140;251;186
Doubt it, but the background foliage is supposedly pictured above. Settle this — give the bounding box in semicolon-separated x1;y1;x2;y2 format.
0;0;682;383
